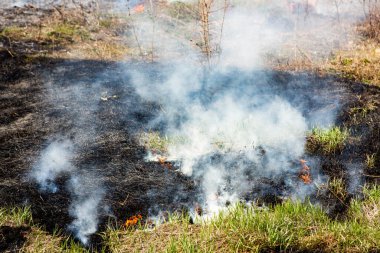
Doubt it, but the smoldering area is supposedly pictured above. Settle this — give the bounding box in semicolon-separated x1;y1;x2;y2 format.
1;58;362;245
1;0;380;247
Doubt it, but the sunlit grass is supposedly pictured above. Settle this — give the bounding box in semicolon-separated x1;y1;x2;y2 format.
103;186;380;252
0;206;87;252
306;126;349;154
327;40;380;87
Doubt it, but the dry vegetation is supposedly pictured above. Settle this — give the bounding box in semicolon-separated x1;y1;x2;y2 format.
0;207;87;253
0;6;130;60
327;41;380;87
322;4;380;87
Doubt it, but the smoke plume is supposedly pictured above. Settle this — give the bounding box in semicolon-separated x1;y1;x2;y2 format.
31;140;74;193
27;0;371;243
68;175;104;245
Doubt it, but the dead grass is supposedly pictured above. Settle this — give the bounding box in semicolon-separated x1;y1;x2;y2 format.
0;206;88;253
359;3;380;42
326;40;380;87
0;8;130;61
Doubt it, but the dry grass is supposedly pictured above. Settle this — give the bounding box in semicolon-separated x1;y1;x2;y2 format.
326;40;380;87
0;9;130;61
2;186;380;252
0;207;88;253
359;3;380;42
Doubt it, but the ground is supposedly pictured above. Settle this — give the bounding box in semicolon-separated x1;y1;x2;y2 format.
0;2;379;252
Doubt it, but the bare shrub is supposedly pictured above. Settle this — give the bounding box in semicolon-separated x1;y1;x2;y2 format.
360;1;380;41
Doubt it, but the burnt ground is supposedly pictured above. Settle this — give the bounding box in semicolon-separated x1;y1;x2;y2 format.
0;49;379;233
0;5;380;251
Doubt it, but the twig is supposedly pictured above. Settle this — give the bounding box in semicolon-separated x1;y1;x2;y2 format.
6;48;14;57
217;0;228;64
127;0;144;58
314;182;349;208
363;173;380;178
296;45;313;64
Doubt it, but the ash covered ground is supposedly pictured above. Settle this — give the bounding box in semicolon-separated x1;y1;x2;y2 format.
1;55;379;242
0;1;380;248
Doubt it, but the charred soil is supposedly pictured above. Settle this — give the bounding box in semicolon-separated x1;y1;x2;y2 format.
0;4;380;251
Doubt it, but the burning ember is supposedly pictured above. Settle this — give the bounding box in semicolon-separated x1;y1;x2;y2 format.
157;156;173;169
299;159;312;184
158;156;167;164
133;4;145;13
125;214;142;227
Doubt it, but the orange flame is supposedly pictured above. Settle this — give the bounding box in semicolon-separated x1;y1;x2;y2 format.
125;214;142;227
299;159;312;184
133;4;145;13
158;156;167;164
157;156;173;169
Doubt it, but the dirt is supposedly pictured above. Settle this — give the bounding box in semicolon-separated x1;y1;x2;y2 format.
0;225;31;252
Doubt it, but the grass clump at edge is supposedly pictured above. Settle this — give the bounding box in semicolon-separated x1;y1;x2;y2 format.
0;206;89;253
306;126;349;154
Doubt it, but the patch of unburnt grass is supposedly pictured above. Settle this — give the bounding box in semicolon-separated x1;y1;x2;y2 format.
102;185;380;252
138;131;188;154
0;7;130;60
327;41;380;87
306;126;349;155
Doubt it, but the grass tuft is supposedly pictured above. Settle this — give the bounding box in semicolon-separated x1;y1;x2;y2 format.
0;206;32;226
328;41;380;87
306;126;349;154
138;132;187;153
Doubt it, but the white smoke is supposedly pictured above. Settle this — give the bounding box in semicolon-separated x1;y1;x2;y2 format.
124;0;369;215
68;175;104;245
31;140;74;193
27;0;369;242
31;139;104;244
166;96;307;176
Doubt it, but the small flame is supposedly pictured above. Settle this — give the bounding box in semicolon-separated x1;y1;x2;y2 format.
133;4;145;13
299;159;312;184
157;156;173;169
125;214;142;227
158;156;167;164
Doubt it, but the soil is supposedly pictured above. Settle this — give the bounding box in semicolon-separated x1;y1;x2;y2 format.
0;225;31;252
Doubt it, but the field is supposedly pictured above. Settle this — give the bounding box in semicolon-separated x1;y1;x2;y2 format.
0;1;379;252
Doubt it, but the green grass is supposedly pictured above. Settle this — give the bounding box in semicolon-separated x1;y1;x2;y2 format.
0;26;26;40
138;131;187;153
0;206;33;226
320;177;348;202
47;23;90;42
0;22;90;49
306;126;349;154
2;186;380;252
103;186;380;252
